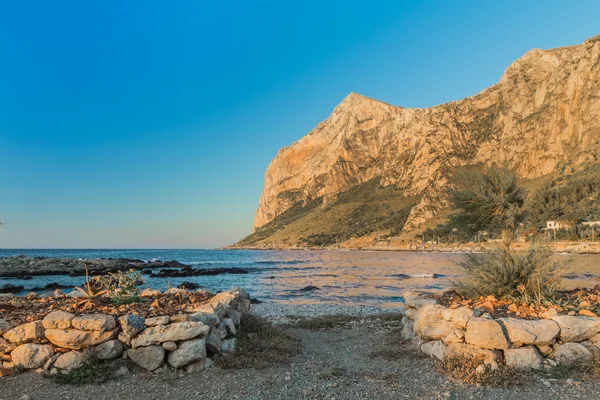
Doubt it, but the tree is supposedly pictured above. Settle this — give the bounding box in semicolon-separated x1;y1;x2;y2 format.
448;165;526;248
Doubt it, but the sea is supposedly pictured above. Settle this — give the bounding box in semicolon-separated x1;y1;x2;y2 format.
1;249;599;307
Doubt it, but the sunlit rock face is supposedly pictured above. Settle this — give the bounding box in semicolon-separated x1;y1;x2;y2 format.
251;36;600;238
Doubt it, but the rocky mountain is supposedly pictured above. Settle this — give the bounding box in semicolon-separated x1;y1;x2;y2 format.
236;35;600;248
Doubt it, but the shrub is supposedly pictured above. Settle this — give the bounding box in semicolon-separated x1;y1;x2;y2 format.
98;269;144;305
456;241;569;303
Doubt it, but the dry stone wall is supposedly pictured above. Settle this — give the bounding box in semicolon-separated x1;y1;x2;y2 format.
402;292;600;370
0;287;250;376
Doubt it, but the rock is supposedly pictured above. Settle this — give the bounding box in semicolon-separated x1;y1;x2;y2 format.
67;289;87;298
498;318;560;346
53;350;88;371
43;353;61;371
443;329;464;344
450;307;475;329
209;292;237;317
504;347;544;370
400;319;415;341
52;289;66;298
299;285;320;291
42;311;75;330
590;333;600;343
184;359;206;373
221;338;237;353
0;338;16;353
162;341;177;351
405;308;417;320
140;288;162;297
541;308;558;319
221;318;236;336
414;304;454;340
205;327;222;354
552;316;600;342
118;332;132;346
45;328;118;350
119;314;145;337
127;345;165;371
237;298;252;314
579;310;598;317
0;318;13;335
537;344;553;356
72;314;116;332
227;309;242;327
170;314;189;323
215;323;228;340
94;339;124;360
4;321;45;344
403;292;437;310
0;284;24;294
11;344;54;369
464;318;509;349
551;343;592;364
145;316;170;327
421;340;446;360
131;322;210;348
164;288;187;295
167;338;206;368
188;312;220;329
446;343;501;369
178;281;201;290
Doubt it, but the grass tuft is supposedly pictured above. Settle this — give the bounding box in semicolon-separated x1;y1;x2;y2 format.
54;362;115;385
437;356;529;387
215;314;301;369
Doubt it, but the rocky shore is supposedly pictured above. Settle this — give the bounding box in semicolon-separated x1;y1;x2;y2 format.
0;255;249;279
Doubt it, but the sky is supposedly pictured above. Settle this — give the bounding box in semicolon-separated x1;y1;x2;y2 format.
0;1;599;249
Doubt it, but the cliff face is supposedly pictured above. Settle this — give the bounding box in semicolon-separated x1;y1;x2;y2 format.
244;36;600;247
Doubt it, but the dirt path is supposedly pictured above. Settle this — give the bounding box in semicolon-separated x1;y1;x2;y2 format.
3;320;600;400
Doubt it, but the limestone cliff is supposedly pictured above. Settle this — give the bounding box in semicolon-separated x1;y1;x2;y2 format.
241;35;600;248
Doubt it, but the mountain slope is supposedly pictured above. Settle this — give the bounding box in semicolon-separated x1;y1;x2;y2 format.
237;35;600;248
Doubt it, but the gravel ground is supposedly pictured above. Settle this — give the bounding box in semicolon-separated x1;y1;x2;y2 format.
3;311;600;400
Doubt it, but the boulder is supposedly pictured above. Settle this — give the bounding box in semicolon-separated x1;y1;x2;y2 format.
551;343;592;364
162;341;177;351
45;328;118;350
227;309;242;327
0;338;16;354
450;307;475;329
446;343;501;369
215;323;228;340
131;322;210;348
145;316;170;327
537;344;553;356
11;344;54;369
221;338;237;353
184;359;206;373
403;292;438;310
209;292;237;317
498;318;560;346
404;308;417;320
119;314;145;337
4;321;45;344
221;318;236;336
127;345;165;371
188;312;220;329
167;338;206;368
118;332;132;347
414;304;454;340
465;318;509;349
590;333;600;343
442;329;465;344
237;298;251;314
551;316;600;342
42;311;75;330
53;351;88;371
205;327;222;354
420;340;446;360
94;339;124;360
504;347;544;370
0;318;13;335
72;314;116;332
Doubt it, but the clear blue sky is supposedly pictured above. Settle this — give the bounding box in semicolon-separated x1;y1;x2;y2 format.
0;1;598;249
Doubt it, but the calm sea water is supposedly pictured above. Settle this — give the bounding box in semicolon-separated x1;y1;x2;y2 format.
1;249;599;307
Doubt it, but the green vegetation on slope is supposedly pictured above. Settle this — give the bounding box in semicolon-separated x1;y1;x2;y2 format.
236;178;418;247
